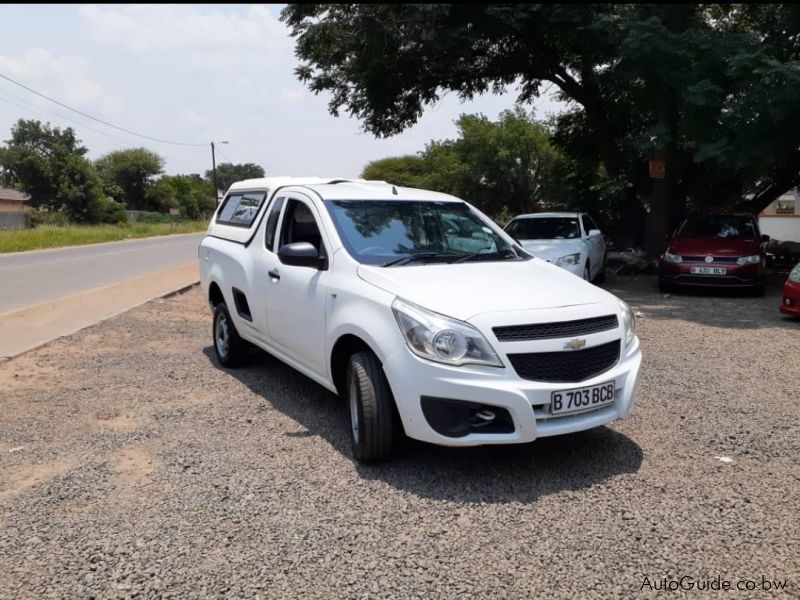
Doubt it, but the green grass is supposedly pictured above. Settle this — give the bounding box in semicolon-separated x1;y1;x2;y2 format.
0;221;209;253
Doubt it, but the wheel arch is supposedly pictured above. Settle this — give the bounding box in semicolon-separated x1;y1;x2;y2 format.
208;280;225;308
329;333;377;397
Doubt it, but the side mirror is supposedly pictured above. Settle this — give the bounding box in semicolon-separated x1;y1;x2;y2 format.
761;234;770;243
588;229;602;237
278;242;327;270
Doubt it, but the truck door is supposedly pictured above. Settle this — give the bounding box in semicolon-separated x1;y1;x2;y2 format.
264;193;331;376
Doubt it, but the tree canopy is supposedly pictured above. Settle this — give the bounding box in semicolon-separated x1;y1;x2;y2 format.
283;3;800;252
363;109;563;219
95;148;164;211
206;162;265;193
0;119;107;223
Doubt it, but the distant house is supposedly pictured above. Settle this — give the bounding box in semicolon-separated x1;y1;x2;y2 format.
0;188;31;230
759;190;800;242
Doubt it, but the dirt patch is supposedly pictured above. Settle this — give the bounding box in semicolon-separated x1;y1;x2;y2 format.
112;446;155;481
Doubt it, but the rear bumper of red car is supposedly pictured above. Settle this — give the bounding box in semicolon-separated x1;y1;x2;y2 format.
780;280;800;315
659;260;764;288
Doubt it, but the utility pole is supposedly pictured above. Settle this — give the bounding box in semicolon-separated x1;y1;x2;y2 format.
210;141;229;204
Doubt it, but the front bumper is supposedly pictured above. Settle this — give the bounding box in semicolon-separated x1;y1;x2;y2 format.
382;337;641;447
780;280;800;316
659;260;763;287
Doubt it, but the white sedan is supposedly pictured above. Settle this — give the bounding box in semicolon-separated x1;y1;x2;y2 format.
505;212;607;282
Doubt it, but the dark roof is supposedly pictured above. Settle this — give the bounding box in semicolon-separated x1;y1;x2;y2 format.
0;188;30;202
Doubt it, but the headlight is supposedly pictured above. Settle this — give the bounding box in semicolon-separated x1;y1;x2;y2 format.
662;251;682;263
618;300;636;347
789;263;800;282
555;252;581;267
392;298;503;367
736;254;761;265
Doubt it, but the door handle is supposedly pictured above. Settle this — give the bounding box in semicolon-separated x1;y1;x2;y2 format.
268;269;280;281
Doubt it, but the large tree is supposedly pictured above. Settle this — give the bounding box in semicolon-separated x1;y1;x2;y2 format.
95;148;164;210
282;4;800;253
205;162;265;193
0;119;105;223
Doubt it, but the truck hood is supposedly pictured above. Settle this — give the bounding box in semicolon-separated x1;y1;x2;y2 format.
518;238;587;261
357;259;613;321
668;237;759;257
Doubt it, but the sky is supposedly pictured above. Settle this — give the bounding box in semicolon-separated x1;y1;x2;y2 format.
0;4;565;178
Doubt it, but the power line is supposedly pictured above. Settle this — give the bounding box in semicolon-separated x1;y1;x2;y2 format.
0;71;208;147
0;87;130;145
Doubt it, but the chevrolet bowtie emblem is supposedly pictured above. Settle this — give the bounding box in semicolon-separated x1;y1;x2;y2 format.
564;338;587;350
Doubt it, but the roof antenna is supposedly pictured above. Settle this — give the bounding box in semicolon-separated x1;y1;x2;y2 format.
391;185;398;195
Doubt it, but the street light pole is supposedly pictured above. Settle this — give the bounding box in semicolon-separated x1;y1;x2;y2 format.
210;141;229;203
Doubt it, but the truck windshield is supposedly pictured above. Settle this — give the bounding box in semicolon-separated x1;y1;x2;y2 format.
325;200;520;266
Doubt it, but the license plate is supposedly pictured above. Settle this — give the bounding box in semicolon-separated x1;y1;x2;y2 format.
551;381;615;416
690;266;726;275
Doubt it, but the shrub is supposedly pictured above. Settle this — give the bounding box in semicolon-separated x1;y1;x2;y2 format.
137;211;172;224
96;197;128;224
29;210;70;227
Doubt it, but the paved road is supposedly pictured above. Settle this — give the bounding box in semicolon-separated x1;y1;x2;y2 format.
0;233;205;313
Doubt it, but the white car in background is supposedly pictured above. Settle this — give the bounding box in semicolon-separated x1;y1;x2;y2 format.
505;212;607;282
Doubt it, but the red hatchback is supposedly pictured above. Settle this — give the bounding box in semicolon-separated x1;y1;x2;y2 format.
659;213;767;294
780;262;800;316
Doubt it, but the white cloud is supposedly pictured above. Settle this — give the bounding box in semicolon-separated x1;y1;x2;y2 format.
279;87;306;105
0;48;120;116
79;4;292;56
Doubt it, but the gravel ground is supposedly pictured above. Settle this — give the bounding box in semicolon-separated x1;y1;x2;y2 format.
1;273;798;598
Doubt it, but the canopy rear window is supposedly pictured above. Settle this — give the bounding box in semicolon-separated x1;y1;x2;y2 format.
216;191;267;227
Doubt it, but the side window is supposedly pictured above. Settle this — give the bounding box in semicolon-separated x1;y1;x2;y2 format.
216;190;267;227
264;196;286;252
585;215;599;233
279;199;325;254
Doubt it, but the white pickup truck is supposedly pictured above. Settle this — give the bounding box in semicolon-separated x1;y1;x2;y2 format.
199;177;642;462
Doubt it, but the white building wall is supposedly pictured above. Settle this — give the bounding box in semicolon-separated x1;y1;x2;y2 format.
759;216;800;242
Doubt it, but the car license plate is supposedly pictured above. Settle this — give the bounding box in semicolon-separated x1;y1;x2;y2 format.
551;381;615;416
690;266;726;275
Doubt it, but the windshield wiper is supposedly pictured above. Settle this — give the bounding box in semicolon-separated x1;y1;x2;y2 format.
448;248;518;264
381;252;460;267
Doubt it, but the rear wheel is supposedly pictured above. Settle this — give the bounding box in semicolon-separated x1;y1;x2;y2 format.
347;351;396;463
213;303;248;367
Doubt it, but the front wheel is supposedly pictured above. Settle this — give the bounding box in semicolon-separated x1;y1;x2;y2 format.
347;351;396;463
583;261;591;281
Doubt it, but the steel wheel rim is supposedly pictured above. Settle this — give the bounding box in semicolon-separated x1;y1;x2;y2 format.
215;313;230;358
349;375;360;444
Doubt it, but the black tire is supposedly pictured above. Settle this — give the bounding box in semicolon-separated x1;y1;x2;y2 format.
595;254;607;283
212;303;248;367
583;260;591;282
658;280;672;294
751;284;765;297
347;351;396;463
